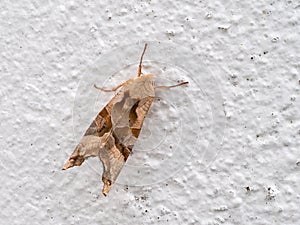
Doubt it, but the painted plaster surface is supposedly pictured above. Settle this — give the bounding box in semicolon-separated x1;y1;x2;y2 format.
1;0;299;224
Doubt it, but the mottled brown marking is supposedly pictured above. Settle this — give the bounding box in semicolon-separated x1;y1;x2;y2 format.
131;128;141;138
62;45;188;196
63;74;156;196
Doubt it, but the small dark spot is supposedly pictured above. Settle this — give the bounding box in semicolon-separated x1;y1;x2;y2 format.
108;16;112;20
256;134;260;138
145;209;148;212
166;183;168;186
218;26;229;31
250;56;254;60
263;51;268;54
272;37;279;42
268;187;271;191
246;186;250;191
169;146;172;149
30;143;33;146
259;54;261;57
157;217;160;219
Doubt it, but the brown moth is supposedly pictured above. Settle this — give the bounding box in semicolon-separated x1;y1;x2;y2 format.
63;44;188;196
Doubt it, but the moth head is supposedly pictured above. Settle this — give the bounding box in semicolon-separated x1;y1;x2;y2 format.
140;73;154;78
139;74;154;87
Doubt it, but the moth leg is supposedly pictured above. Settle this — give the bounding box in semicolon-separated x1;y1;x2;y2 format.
155;81;189;89
138;43;148;77
94;81;126;92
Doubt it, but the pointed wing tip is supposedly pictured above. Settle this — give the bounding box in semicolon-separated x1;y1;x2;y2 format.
62;160;74;170
102;186;111;197
102;179;113;197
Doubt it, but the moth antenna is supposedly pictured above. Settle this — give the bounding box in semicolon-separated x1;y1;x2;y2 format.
138;43;148;77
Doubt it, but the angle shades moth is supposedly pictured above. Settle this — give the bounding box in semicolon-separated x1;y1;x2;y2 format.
63;44;188;196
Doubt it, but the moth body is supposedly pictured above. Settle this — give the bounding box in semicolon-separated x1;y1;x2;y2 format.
63;44;187;196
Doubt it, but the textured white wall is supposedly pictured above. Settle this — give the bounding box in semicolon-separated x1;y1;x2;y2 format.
1;0;300;225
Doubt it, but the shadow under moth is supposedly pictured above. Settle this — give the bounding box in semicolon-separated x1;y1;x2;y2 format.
63;44;188;196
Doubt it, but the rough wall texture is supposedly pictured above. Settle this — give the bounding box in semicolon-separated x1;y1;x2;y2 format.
1;0;299;225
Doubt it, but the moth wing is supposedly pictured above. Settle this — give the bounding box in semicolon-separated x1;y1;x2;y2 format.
100;95;155;195
62;93;120;170
63;75;155;196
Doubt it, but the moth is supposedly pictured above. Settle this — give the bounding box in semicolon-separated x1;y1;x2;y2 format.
63;44;188;196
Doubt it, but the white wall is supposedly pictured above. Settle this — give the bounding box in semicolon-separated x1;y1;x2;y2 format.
1;0;299;224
